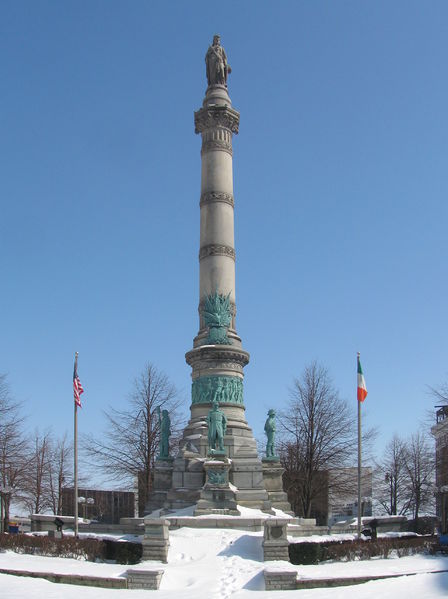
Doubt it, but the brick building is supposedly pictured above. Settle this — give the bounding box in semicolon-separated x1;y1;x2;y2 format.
61;488;135;524
431;406;448;534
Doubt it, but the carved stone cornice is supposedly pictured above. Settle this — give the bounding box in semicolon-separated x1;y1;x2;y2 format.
199;244;235;261
201;140;233;156
194;105;240;135
185;345;250;369
200;191;234;208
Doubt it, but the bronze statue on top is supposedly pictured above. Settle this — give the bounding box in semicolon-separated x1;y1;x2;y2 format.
205;35;231;87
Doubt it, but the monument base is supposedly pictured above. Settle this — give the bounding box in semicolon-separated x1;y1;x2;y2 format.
194;459;240;516
144;458;174;514
155;404;273;514
262;459;293;514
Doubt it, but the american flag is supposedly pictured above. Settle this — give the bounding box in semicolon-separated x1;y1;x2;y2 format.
73;359;84;408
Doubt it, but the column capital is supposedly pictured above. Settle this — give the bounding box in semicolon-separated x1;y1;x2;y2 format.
194;105;240;135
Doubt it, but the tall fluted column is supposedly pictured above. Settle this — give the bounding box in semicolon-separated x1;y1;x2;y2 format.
194;89;241;346
186;80;250;411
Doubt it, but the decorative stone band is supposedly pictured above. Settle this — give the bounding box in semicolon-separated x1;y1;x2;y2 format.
201;139;233;156
200;191;234;208
194;105;240;135
185;345;250;371
199;244;235;261
191;375;243;405
196;360;244;375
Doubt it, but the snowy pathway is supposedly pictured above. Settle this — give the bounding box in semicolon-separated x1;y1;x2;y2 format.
0;527;447;598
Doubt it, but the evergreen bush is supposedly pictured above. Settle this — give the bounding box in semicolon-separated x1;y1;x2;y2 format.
289;535;437;565
0;533;142;564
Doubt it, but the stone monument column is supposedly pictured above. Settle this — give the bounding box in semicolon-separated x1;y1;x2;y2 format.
148;36;277;514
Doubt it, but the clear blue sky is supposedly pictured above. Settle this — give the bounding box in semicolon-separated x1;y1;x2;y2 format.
1;1;447;466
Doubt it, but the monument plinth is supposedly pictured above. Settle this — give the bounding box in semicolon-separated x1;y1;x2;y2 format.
146;36;290;516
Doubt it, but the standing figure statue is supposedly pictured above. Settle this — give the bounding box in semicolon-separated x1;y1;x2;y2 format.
205;34;231;87
264;409;277;458
207;400;227;452
156;406;171;459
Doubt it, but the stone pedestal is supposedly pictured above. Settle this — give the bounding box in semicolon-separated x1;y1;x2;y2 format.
142;518;170;563
126;569;164;590
264;569;297;590
195;459;240;516
262;519;290;561
262;459;293;514
145;458;174;514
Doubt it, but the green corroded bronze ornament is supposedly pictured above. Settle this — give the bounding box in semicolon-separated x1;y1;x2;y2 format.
192;375;243;405
202;291;232;345
207;469;227;485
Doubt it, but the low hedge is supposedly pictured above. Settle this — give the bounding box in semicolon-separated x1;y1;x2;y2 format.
289;535;438;565
0;533;142;564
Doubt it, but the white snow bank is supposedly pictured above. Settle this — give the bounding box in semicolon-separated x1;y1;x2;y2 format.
0;525;447;598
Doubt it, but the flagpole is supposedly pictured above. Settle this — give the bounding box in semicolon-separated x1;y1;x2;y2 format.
74;352;79;538
357;352;362;539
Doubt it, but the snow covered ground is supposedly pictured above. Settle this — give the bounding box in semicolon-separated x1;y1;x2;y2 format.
1;525;447;598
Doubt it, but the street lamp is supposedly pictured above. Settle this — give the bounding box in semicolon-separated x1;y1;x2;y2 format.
77;496;94;520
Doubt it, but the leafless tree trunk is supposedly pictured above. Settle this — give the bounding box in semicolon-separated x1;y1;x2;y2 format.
374;435;410;516
48;434;73;515
83;364;181;515
279;361;375;521
0;374;28;530
404;430;435;528
20;430;52;514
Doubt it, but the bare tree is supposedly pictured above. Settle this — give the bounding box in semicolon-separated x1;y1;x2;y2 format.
428;381;448;405
279;362;372;520
403;430;435;528
0;374;28;529
19;429;52;514
48;433;73;515
83;364;181;515
374;435;410;516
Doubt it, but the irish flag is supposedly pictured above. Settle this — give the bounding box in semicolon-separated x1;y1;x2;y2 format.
357;354;368;402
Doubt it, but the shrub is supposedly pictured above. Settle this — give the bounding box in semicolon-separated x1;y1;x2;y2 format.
289;542;332;565
0;533;142;564
103;539;142;564
405;517;438;535
0;533;103;561
289;535;437;565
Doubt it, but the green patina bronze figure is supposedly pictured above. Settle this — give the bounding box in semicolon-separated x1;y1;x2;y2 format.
156;406;171;459
264;409;277;458
202;291;232;345
207;400;227;453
